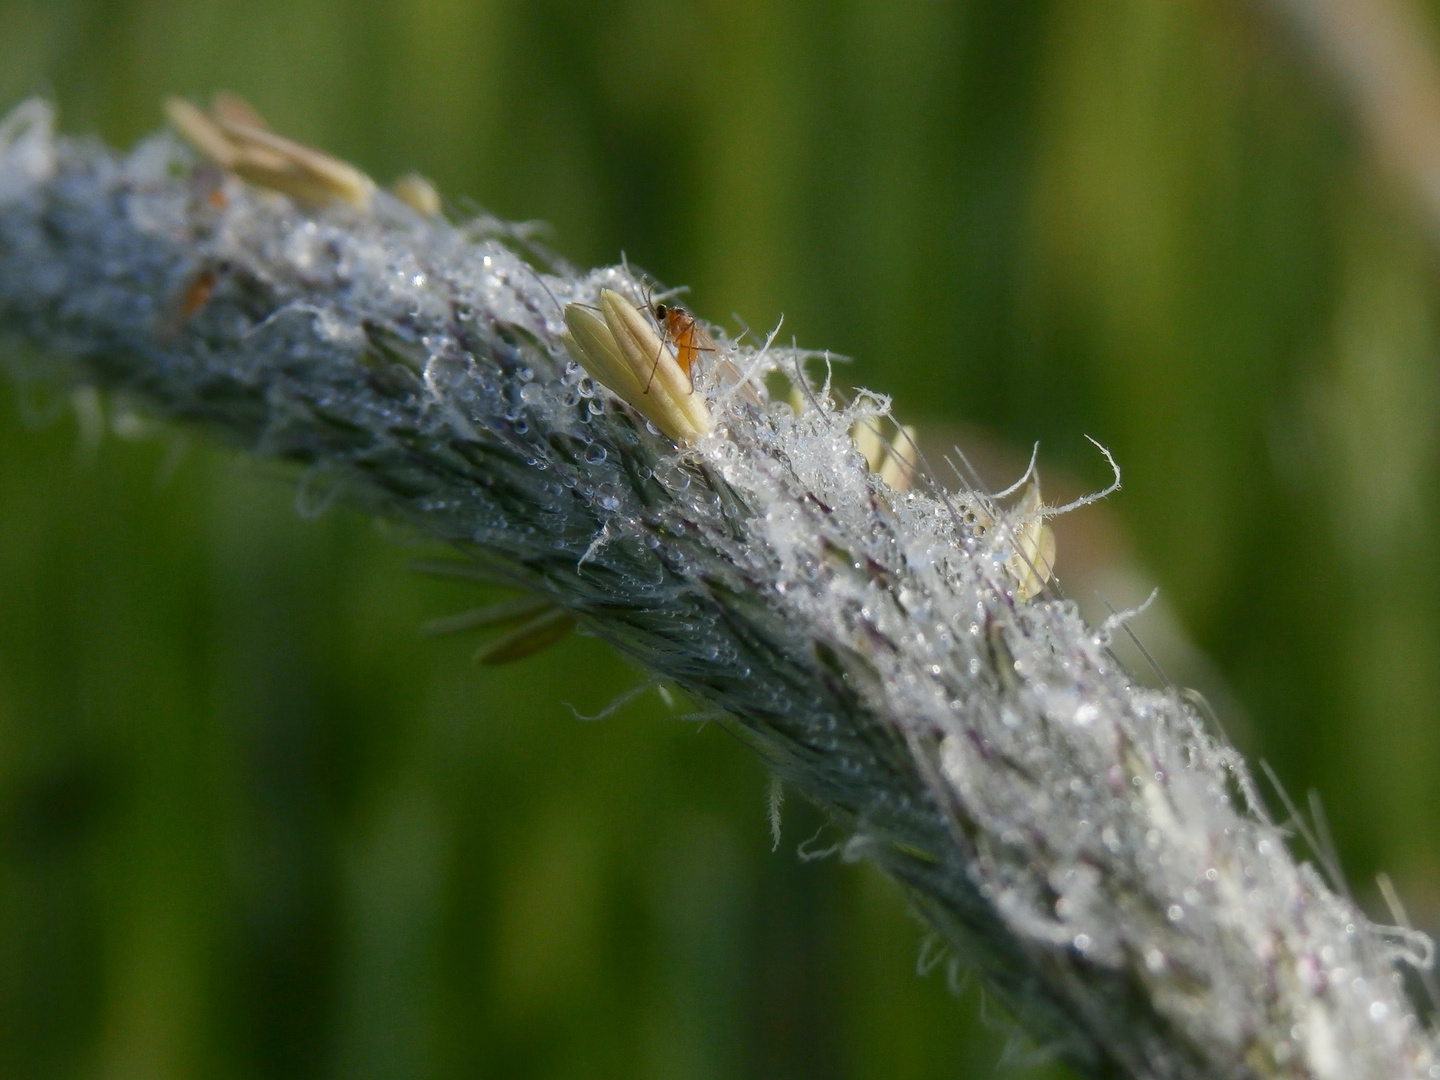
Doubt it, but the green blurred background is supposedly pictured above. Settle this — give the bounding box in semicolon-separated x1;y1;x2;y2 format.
0;0;1437;1076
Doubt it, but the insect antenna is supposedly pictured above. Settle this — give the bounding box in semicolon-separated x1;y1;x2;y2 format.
638;281;669;395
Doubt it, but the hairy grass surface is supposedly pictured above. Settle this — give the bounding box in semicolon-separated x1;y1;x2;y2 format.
1;101;1436;1080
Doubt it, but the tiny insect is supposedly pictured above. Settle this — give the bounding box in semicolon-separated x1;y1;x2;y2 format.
646;298;762;406
176;267;217;323
157;266;221;341
648;301;718;393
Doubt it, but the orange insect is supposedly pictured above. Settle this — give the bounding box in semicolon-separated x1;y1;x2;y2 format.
177;268;217;323
156;266;220;343
646;301;718;394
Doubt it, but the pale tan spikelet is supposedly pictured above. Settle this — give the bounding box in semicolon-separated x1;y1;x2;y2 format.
563;291;712;445
851;417;918;493
391;172;442;217
562;305;648;404
877;424;918;492
165;98;238;169
208;91;268;130
216;119;375;209
166;93;375;210
1003;482;1056;600
851;417;887;473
